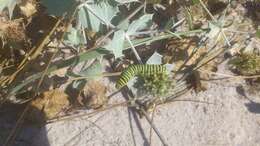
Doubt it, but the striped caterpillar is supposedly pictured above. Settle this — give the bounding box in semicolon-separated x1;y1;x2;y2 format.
116;64;167;89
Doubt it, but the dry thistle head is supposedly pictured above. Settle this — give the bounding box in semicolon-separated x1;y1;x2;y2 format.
137;72;173;96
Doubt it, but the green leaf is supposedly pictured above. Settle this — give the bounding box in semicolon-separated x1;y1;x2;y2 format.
79;59;102;78
104;30;125;58
0;0;20;18
63;27;87;47
76;0;119;32
7;48;109;99
41;0;78;16
126;14;153;36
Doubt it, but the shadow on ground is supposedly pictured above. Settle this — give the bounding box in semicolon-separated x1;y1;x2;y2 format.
236;85;260;114
245;101;260;114
0;103;50;146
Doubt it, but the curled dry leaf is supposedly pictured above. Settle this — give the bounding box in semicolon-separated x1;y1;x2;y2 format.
79;80;108;109
0;19;26;42
19;0;37;18
27;89;70;123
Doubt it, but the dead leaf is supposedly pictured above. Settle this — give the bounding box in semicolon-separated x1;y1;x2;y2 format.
0;19;25;42
80;80;108;109
28;89;70;123
19;0;37;18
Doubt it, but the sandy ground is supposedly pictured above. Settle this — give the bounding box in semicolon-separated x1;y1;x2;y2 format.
1;61;260;146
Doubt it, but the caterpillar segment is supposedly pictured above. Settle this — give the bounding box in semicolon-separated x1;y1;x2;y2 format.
115;64;167;89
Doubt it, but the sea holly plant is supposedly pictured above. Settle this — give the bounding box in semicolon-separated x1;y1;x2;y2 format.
63;0;154;59
128;52;175;96
4;0;189;102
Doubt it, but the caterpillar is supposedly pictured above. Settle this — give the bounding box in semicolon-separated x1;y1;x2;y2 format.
116;64;167;89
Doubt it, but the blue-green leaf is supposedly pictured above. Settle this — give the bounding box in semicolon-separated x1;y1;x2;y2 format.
126;14;153;36
146;52;163;65
41;0;78;16
79;59;102;78
63;27;87;47
76;1;119;32
104;30;125;58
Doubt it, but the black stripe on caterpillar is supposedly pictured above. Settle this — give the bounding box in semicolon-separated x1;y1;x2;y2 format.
116;64;167;89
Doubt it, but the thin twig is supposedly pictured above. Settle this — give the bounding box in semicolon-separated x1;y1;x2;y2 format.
125;34;143;64
148;104;157;146
198;69;260;79
4;18;62;85
64;114;106;146
46;101;127;124
139;108;169;146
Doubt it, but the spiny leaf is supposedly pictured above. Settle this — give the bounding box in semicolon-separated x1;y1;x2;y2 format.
104;30;125;58
76;0;119;32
